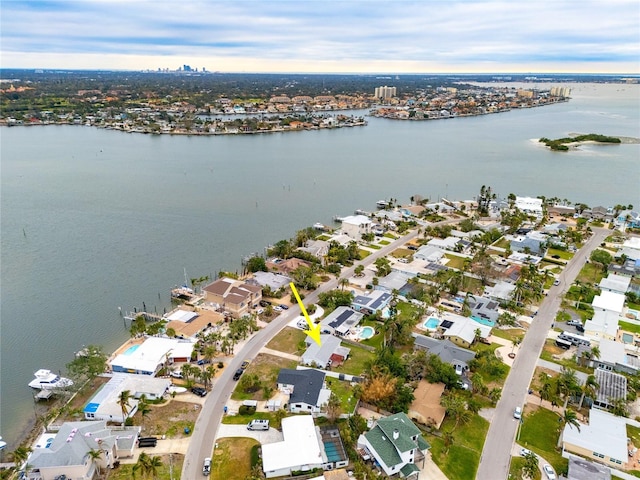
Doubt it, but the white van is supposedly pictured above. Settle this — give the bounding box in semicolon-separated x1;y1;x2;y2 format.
247;419;269;431
202;457;211;475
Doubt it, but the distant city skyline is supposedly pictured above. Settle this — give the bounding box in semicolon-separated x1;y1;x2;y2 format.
1;0;639;74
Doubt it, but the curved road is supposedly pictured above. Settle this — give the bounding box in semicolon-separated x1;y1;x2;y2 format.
476;227;610;480
182;221;464;478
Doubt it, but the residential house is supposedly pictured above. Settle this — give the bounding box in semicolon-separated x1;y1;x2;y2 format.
357;412;430;478
413;334;476;373
467;296;501;323
298;239;330;259
608;258;640;277
109;337;195;376
376;271;413;293
598;274;631;295
437;313;492;348
562;408;627;468
319;306;364;336
408;381;446;429
413;245;445;263
515;196;543;218
27;421;140;480
248;271;292;292
593;368;627;410
202;277;262;318
341;215;372;241
267;257;314;275
584;310;620;342
426;236;460;251
352;290;392;315
84;373;169;423
484;281;516;302
301;335;350;368
615;210;640;228
509;231;548;256
276;368;331;413
592;338;639;374
591;291;626;316
261;415;324;478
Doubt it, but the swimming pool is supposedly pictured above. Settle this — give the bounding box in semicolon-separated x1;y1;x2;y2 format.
423;317;440;329
471;316;496;327
359;326;375;339
123;344;140;356
623;333;634;344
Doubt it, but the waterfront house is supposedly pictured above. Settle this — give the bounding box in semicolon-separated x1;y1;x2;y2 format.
266;257;313;275
27;420;140;480
341;215;372;241
561;408;627;469
84;373;169;423
109;336;195;376
357;412;430;478
515;196;544;218
301;334;350;368
276;368;331;413
202;277;262;318
248;271;292;291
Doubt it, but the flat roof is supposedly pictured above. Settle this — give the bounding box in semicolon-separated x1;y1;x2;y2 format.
563;408;627;462
262;415;324;473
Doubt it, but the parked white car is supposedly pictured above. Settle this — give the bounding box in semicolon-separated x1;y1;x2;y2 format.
543;464;556;480
513;406;522;419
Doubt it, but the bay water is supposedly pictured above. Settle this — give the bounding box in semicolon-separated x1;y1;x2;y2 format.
1;82;638;448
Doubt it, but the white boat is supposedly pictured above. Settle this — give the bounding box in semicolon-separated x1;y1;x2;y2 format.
376;200;388;209
28;369;74;390
168;386;187;394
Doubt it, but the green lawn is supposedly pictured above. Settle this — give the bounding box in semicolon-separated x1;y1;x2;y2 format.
426;414;489;480
391;248;413;258
397;301;423;323
492;237;510;249
490;328;525;343
110;456;184;480
378;239;391;245
620;321;640;335
325;377;356;414
211;437;259;480
384;232;399;239
444;254;465;269
576;263;606;284
333;344;374;377
231;353;297;401
509;457;541;480
628;425;640;445
366;243;382;250
265;326;307;354
221;410;275;425
547;248;574;261
518;406;568;474
358;249;371;259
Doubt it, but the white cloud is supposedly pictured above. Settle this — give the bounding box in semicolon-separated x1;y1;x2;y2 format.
1;0;638;72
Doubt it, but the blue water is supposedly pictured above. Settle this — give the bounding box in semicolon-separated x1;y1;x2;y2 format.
123;345;140;356
1;82;638;448
471;316;496;327
424;317;440;329
359;326;375;339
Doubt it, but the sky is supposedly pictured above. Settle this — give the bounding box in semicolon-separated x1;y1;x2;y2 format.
1;0;639;74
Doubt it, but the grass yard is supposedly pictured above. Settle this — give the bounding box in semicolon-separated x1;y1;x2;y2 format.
358;249;371;259
547;248;574;261
325;377;356;414
333;344;374;377
628;425;640;445
397;301;423;323
490;328;526;343
508;457;541;480
222;410;277;426
620;321;640;335
384;232;399;239
492;237;510;249
518;405;568;474
366;243;382;250
426;414;489;480
444;254;465;270
576;263;606;284
211;437;259;480
265;326;307;354
109;454;184;480
231;353;297;401
378;239;391;245
391;248;413;258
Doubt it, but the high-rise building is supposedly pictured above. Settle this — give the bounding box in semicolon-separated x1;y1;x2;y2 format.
374;86;396;99
550;86;571;97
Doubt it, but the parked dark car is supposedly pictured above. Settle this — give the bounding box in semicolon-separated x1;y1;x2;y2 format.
191;387;207;397
197;359;210;365
233;368;244;381
279;304;289;310
259;300;271;307
138;437;158;447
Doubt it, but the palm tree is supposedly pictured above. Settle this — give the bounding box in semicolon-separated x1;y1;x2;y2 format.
540;382;552;405
556;367;580;410
511;335;522;354
579;374;599;409
147;455;163;479
339;277;349;291
137;397;152;430
557;409;581;447
133;451;151;479
86;448;103;478
118;389;133;425
522;451;539;479
442;430;455;454
11;446;32;469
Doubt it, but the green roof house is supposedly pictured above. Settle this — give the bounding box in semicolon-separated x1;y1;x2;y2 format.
357;412;430;478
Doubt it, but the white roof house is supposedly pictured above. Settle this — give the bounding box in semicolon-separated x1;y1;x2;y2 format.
484;281;516;301
584;310;620;341
84;373;170;423
623;237;640;250
592;291;626;315
262;415;325;478
598;274;631;295
414;245;445;263
562;408;628;467
164;309;199;322
427;237;460;251
341;215;372;241
594;338;640;374
110;337;195;375
515;196;543;217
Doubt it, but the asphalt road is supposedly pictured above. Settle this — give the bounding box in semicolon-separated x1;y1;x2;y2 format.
180;220;464;478
476;227;610;480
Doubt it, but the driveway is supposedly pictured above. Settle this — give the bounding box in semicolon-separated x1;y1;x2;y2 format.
215;424;283;444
